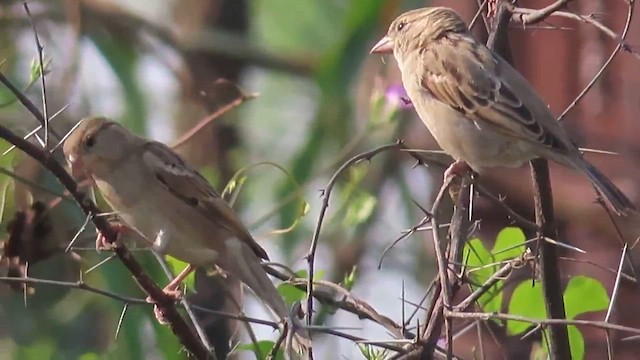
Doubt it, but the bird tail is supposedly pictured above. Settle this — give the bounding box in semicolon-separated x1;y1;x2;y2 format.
574;158;636;215
223;239;310;356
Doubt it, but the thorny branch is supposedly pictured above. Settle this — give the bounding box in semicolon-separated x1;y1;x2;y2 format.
305;141;404;357
0;124;214;359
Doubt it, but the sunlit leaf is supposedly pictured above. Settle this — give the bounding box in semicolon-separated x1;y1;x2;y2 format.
358;343;388;360
492;227;527;263
563;275;609;320
78;353;101;360
277;283;305;307
342;265;357;291
29;56;51;83
507;281;546;335
464;238;502;314
17;338;55;359
567;325;585;360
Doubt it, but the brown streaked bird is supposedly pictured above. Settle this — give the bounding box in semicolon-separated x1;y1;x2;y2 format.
370;6;635;215
63;117;307;352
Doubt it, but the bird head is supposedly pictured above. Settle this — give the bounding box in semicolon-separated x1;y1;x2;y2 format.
63;117;138;179
370;7;468;58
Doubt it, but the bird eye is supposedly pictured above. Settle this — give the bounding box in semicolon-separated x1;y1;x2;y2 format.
84;135;96;148
396;21;406;31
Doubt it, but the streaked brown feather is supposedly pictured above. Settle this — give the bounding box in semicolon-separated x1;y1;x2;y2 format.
142;142;269;261
420;34;568;153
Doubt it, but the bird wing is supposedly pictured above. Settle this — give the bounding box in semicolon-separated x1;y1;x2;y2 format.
142;141;269;260
420;34;572;153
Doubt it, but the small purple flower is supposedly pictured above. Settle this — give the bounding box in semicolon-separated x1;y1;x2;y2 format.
385;84;413;109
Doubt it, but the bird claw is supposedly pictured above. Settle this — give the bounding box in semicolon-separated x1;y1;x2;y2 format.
95;223;129;252
443;161;473;182
146;286;184;325
487;0;498;18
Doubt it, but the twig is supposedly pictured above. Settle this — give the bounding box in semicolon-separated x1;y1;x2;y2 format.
264;265;405;339
0;72;59;141
509;0;574;25
153;254;214;353
267;330;287;360
22;0;51;148
0;276;147;304
454;255;528;312
475;184;539;232
418;177;455;357
445;310;640;336
304;141;404;349
0;166;73;202
556;0;636;120
171;88;256;149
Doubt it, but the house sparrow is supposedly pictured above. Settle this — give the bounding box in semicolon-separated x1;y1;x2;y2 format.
62;117;303;345
370;7;635;215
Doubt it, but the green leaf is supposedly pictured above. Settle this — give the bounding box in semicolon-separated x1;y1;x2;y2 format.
238;340;284;360
464;238;493;281
277;283;305;307
343;189;377;226
342;265;357;291
358;343;388;360
507;281;546;335
492;227;527;263
277;268;324;306
78;353;101;360
563;275;609;320
17;338;55;359
540;325;585;360
464;238;503;313
567;325;585;360
29;56;51;83
293;269;324;281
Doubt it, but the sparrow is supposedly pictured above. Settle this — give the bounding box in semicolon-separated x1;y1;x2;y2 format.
62;117;306;351
370;6;635;215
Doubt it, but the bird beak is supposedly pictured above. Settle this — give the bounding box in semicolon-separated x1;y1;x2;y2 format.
67;155;84;178
370;36;394;54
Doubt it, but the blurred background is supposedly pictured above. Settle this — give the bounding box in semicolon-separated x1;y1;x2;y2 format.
0;0;639;359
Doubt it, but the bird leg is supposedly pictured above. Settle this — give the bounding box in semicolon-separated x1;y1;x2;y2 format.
95;223;130;251
146;264;195;324
443;160;473;182
161;264;195;299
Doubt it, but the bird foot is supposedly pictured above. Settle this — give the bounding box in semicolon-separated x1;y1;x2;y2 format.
146;286;184;325
443;161;474;182
95;223;129;252
488;0;498;18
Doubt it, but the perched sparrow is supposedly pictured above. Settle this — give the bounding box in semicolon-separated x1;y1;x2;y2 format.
62;117;301;342
371;7;635;215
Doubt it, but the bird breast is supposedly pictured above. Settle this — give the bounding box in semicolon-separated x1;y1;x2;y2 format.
408;88;537;172
94;160;220;266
